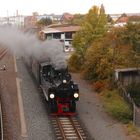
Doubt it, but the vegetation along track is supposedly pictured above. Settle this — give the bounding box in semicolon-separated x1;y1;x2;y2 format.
51;116;89;140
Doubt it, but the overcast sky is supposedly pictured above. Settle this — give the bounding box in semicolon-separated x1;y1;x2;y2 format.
0;0;140;17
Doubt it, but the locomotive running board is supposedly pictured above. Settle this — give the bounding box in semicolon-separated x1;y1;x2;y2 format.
40;85;48;101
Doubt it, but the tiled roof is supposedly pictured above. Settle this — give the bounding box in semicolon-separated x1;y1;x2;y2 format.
115;67;140;72
42;28;61;33
42;25;80;33
54;26;80;32
117;17;129;23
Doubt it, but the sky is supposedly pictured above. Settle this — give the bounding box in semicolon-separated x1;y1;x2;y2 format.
0;0;140;17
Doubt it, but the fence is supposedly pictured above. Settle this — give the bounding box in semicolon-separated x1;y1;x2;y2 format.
117;82;140;127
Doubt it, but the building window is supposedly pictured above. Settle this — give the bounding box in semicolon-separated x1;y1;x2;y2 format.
53;33;61;39
65;32;72;39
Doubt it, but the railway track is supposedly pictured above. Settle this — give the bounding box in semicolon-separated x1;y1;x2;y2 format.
0;48;8;60
0;48;8;140
0;102;3;140
0;86;10;140
51;116;88;140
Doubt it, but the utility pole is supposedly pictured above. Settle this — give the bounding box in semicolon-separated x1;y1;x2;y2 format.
7;10;9;25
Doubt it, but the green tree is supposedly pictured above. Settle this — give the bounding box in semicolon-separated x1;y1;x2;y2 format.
82;38;114;81
36;17;52;27
107;14;114;24
119;23;140;67
123;23;140;53
71;5;108;69
129;15;140;22
71;14;85;25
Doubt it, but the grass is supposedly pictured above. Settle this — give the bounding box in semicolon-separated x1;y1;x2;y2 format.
100;89;133;123
126;122;140;135
125;122;140;139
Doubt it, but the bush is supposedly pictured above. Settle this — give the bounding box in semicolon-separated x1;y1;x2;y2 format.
93;81;105;92
68;53;82;72
101;89;133;123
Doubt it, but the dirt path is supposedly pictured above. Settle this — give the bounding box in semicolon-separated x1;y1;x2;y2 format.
72;73;133;140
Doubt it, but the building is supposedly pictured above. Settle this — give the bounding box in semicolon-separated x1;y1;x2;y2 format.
0;15;24;27
115;68;140;86
60;13;74;24
39;24;80;51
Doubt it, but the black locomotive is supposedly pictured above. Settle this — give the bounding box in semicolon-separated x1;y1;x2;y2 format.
42;64;79;114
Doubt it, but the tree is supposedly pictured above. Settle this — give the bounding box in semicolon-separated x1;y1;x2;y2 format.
107;14;114;24
71;5;108;69
71;14;85;25
36;17;52;27
129;15;140;22
81;35;116;82
120;23;140;67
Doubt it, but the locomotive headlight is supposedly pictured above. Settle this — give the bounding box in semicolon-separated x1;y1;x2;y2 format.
74;93;79;98
63;79;67;83
50;93;55;99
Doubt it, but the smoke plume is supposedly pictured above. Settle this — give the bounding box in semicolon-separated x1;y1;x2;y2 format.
0;26;68;69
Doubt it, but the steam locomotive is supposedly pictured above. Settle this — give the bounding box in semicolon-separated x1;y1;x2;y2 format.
24;45;79;115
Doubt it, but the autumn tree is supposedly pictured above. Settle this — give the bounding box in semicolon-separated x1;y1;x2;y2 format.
36;17;52;27
107;14;114;24
70;5;108;70
118;23;140;67
71;14;85;25
81;27;132;83
82;40;113;81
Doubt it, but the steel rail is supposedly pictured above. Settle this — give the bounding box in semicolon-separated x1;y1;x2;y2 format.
51;116;87;140
0;101;3;140
0;49;8;60
55;116;67;140
0;83;3;140
69;117;84;140
0;48;7;140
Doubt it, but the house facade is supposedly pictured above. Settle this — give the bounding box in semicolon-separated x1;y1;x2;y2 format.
39;24;80;51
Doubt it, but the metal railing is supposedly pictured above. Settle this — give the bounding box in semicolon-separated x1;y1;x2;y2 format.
117;82;140;127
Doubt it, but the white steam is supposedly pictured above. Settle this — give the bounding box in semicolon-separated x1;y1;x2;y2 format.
0;26;67;69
